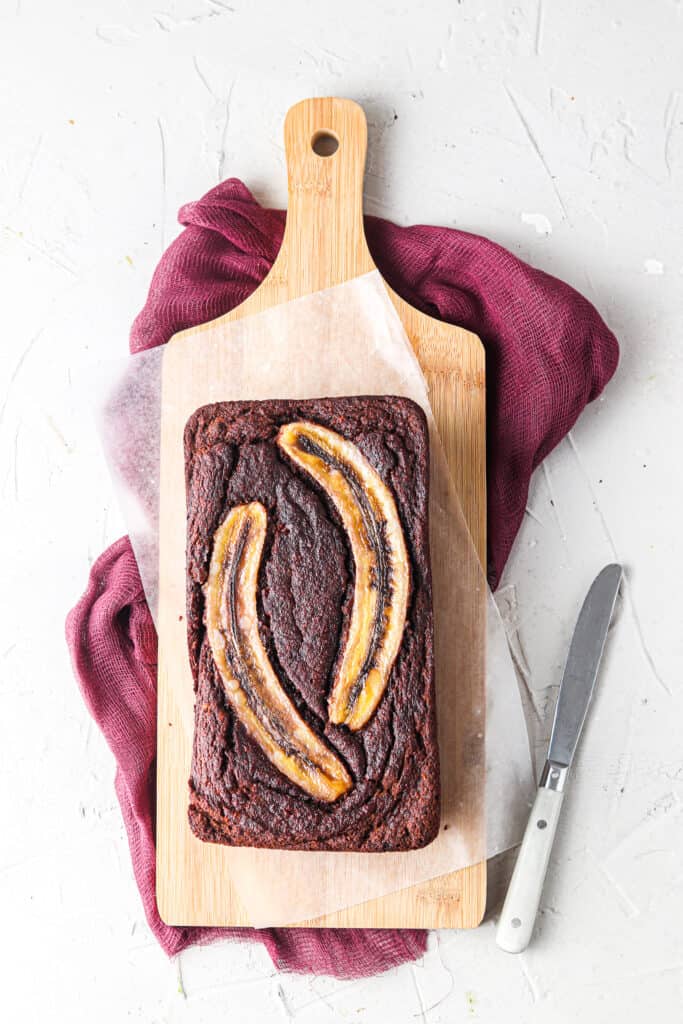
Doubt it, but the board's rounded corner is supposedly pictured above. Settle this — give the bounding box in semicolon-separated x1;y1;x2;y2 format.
466;860;488;929
155;884;176;928
470;895;487;929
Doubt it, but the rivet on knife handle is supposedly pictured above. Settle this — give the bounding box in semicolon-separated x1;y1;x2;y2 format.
496;781;565;953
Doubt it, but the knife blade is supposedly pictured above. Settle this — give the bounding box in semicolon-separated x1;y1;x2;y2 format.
496;563;623;954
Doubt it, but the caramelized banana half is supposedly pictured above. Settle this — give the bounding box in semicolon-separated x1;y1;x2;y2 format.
277;422;410;731
205;502;352;802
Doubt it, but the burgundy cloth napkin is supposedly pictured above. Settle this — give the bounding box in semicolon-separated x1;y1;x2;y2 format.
66;179;618;978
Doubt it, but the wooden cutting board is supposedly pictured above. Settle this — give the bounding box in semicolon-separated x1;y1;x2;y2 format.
156;97;486;929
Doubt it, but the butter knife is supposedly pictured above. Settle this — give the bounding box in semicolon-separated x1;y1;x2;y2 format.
496;563;623;953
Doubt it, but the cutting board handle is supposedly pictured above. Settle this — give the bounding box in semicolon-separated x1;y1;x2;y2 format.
273;97;376;293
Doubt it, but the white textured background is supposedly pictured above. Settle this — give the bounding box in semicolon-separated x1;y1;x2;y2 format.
1;1;681;1020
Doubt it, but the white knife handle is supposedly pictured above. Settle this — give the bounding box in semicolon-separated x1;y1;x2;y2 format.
496;784;565;953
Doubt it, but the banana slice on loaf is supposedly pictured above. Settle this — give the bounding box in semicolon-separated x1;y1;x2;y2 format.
205;501;352;803
277;421;410;731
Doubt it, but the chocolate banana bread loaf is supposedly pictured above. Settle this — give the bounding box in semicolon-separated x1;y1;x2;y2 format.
185;395;439;852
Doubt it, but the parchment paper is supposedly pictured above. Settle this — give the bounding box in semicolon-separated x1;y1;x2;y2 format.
94;272;533;926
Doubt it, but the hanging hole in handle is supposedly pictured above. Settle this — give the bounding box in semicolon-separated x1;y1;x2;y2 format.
311;130;339;158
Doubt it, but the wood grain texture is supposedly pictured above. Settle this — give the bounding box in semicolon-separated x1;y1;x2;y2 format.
157;97;486;929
